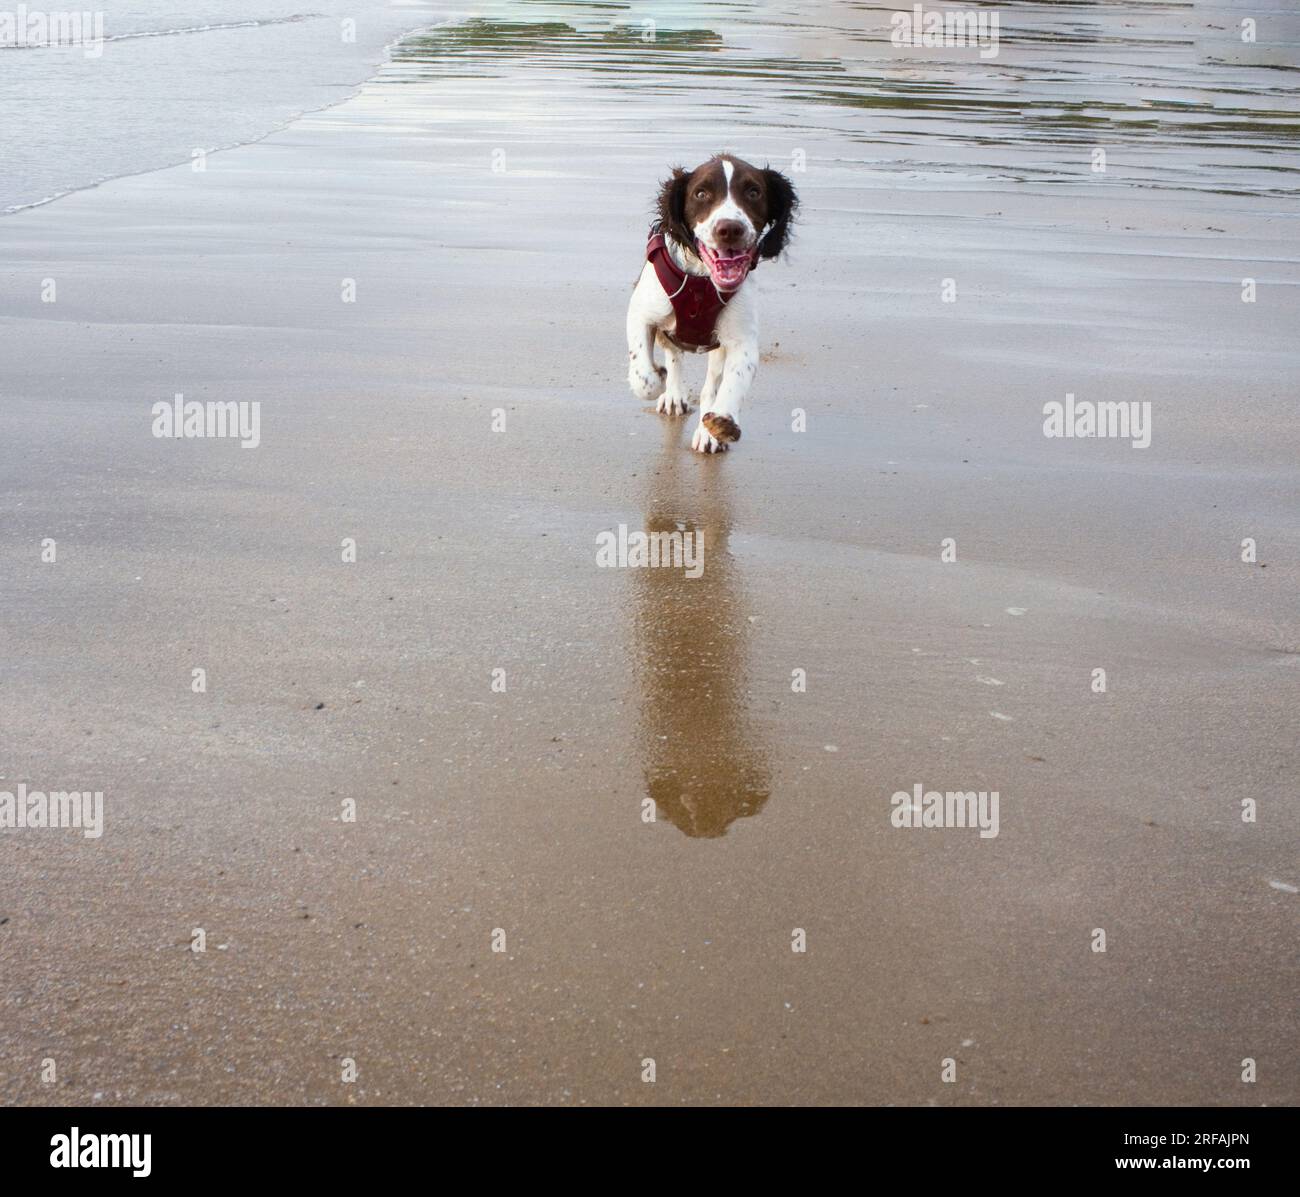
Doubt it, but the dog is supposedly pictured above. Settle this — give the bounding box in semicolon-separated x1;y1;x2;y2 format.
626;154;798;453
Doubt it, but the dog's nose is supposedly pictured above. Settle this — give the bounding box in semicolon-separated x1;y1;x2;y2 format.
714;220;746;248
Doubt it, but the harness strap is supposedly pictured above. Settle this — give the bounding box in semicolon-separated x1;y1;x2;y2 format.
646;229;733;352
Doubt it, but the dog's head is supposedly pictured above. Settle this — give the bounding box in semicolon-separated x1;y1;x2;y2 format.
656;154;798;291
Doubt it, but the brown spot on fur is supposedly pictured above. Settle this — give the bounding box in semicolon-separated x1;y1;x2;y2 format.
702;412;741;442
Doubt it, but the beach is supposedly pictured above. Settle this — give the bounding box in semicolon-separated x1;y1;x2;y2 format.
0;1;1297;1105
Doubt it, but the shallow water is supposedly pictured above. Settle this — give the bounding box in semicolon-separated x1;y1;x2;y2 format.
4;2;1297;214
384;1;1300;199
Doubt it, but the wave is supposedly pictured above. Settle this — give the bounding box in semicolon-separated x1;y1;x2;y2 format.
0;13;324;50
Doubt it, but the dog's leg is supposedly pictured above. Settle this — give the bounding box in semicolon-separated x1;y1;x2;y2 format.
627;266;667;403
699;346;725;411
655;332;690;416
692;337;755;453
692;289;757;454
627;319;664;402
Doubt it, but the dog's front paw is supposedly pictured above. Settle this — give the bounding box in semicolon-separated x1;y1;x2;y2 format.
700;412;740;444
656;388;692;417
691;417;734;454
629;362;666;402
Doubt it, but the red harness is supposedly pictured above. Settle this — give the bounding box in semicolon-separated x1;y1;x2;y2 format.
646;229;756;352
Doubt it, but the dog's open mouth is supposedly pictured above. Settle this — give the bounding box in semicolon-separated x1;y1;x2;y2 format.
697;242;755;291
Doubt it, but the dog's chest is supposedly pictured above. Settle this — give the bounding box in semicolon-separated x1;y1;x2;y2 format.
647;233;734;352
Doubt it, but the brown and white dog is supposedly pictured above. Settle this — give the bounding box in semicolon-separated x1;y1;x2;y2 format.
626;154;798;453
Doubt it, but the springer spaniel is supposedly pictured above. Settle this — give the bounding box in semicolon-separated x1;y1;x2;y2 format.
626;154;798;453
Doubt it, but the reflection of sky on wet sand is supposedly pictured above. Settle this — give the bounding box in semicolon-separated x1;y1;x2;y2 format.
391;1;1300;198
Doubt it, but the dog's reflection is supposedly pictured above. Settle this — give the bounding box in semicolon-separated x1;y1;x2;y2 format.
632;423;770;838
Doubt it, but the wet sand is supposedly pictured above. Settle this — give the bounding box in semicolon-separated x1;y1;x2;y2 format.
1;3;1297;1104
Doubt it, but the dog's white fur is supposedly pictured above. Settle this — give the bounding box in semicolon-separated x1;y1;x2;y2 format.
627;161;762;454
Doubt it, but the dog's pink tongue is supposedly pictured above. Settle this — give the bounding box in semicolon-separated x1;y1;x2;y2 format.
708;253;751;291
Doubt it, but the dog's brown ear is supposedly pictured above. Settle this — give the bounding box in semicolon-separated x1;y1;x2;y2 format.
758;168;798;259
655;167;694;250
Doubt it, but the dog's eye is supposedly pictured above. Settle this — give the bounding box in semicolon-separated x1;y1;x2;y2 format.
746;185;762;199
694;187;710;200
